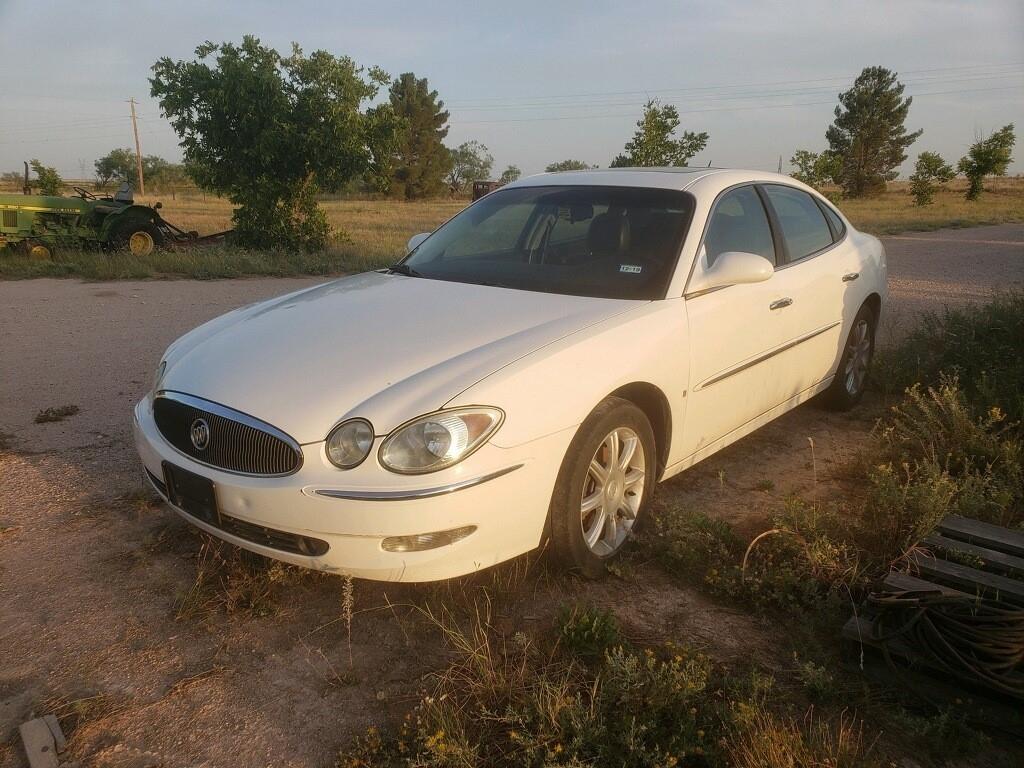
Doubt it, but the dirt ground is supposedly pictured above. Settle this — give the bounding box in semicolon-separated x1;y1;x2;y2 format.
1;225;1022;767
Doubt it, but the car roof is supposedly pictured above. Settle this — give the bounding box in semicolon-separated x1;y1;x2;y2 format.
507;167;809;194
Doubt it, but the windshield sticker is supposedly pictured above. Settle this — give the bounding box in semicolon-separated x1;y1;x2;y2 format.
619;264;642;274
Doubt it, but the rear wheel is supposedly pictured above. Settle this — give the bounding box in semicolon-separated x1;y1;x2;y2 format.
109;221;163;256
549;397;656;578
824;304;876;410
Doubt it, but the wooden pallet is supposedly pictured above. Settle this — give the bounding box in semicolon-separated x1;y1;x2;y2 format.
841;515;1024;722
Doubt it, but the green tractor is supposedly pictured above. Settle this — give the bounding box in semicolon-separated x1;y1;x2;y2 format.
0;163;217;260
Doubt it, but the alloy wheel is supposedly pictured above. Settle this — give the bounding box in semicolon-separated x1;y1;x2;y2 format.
844;319;871;396
580;427;646;556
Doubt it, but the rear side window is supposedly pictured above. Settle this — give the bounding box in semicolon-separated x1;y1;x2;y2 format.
818;201;846;239
762;185;833;262
703;186;776;267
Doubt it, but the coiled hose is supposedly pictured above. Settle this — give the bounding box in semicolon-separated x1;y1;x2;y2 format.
867;589;1024;700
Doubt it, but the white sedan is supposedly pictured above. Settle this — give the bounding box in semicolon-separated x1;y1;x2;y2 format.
133;168;885;581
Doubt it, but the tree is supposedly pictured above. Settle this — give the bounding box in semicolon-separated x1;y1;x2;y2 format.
789;149;842;189
29;160;62;195
614;100;708;167
498;165;521;185
545;159;593;172
826;66;922;197
151;36;398;250
95;148;182;189
958;124;1015;200
387;72;452;199
445;140;493;193
909;151;955;206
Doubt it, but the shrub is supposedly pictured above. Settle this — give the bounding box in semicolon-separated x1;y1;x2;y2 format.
873;291;1024;424
558;604;622;664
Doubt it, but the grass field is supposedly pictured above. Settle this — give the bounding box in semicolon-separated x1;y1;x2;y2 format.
1;177;1021;279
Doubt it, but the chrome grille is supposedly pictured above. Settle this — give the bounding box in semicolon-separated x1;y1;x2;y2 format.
153;392;302;476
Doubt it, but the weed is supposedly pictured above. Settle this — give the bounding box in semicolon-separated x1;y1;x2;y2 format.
557;603;622;664
753;478;775;492
34;404;79;423
793;655;837;703
889;707;990;759
728;705;881;768
41;692;126;744
174;534;316;620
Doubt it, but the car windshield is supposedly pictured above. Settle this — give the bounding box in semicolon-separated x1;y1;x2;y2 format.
401;185;695;300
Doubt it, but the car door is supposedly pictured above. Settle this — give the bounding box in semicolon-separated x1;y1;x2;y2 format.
759;184;860;391
680;185;794;459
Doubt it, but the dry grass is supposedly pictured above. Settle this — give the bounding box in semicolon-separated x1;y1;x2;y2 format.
838;177;1024;234
155;194;466;263
1;178;1020;279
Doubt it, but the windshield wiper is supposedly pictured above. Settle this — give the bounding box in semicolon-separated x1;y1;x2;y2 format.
387;263;423;277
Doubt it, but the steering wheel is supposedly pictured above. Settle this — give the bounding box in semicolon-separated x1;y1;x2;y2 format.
73;186;97;200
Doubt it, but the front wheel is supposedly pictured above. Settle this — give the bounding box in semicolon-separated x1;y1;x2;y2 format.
824;304;876;410
549;397;656;578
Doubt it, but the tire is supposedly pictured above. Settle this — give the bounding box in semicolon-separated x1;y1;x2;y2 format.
824;304;876;411
108;221;164;257
548;396;657;579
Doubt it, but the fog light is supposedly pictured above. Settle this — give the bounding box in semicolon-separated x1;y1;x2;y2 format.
381;525;477;553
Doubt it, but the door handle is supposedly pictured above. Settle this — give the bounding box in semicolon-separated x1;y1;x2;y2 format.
769;297;793;310
842;272;860;282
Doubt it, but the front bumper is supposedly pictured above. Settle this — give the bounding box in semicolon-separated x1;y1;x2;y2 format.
133;396;571;582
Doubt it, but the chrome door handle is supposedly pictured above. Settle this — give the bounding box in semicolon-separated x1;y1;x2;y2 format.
842;272;860;282
769;297;793;310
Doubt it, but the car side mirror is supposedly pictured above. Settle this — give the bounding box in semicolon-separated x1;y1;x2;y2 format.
687;251;774;294
406;232;430;253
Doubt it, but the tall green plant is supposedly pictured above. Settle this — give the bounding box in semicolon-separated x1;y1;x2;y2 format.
612;99;708;167
29;159;62;195
151;37;398;250
908;151;954;206
826;67;922;197
387;72;452;199
958;124;1015;200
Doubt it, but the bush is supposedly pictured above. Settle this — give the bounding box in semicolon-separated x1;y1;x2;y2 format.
873;291;1024;424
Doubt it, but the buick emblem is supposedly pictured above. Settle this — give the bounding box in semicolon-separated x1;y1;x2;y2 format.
190;418;211;451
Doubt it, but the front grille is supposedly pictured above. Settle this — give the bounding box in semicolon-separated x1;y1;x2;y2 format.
153;392;302;476
2;209;17;228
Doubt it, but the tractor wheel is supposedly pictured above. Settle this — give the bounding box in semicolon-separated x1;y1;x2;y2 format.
109;221;164;257
28;243;53;260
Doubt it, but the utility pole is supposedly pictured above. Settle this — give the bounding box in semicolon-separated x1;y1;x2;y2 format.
128;98;145;197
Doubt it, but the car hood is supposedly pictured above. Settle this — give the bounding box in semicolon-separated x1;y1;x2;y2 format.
160;271;641;443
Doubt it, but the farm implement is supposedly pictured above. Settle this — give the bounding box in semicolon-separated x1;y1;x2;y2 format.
0;165;229;259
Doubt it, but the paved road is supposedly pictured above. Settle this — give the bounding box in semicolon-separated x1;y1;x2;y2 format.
0;224;1021;453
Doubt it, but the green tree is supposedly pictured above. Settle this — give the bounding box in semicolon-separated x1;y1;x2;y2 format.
29;159;62;195
958;124;1015;200
445;140;493;194
151;36;398;250
387;72;452;199
95;148;184;190
789;149;842;189
826;66;922;197
615;100;708;167
545;159;593;172
498;165;521;185
909;151;955;206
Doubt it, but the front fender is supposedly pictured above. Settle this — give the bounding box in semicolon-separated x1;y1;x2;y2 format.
446;299;689;450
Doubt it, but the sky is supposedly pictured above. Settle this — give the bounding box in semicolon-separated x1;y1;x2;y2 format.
1;0;1021;181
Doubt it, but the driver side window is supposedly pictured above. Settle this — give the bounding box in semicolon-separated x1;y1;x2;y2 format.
703;186;775;267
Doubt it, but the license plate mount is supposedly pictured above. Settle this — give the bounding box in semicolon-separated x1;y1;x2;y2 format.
162;461;219;526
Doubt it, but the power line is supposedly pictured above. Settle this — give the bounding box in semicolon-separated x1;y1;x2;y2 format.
448;84;1024;125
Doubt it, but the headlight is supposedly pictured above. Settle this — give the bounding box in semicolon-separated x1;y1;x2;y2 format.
379;407;503;474
326;419;375;469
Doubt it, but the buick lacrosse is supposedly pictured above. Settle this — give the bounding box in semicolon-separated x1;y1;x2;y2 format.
134;168;886;581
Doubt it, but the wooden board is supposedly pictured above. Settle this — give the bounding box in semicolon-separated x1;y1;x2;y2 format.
881;571;968;597
937;515;1024;558
920;532;1024;578
909;554;1024;605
